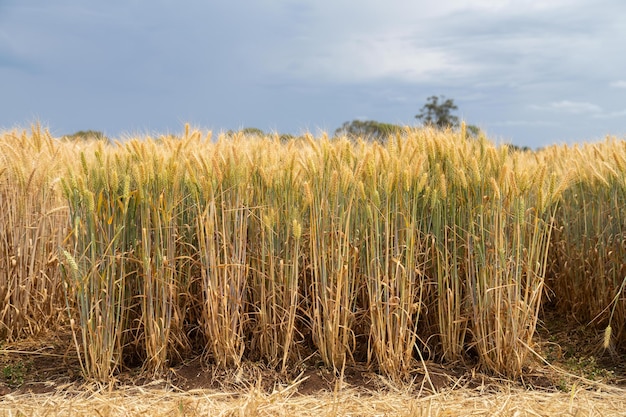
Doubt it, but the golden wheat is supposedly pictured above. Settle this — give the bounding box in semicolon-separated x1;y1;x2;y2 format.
1;125;624;383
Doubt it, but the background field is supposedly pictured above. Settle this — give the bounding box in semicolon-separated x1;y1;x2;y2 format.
1;125;624;396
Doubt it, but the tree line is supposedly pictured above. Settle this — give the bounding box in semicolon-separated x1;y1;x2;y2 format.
335;95;481;142
62;96;531;150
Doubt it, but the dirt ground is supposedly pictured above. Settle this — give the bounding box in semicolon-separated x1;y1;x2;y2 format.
1;314;625;416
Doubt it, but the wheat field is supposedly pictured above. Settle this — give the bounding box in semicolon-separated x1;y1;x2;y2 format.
0;124;624;387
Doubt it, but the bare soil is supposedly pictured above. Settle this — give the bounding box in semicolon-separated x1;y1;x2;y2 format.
1;312;624;399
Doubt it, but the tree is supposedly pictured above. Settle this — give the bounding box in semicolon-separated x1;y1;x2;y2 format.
503;143;532;153
240;127;266;137
334;120;403;142
466;124;481;138
61;130;109;142
415;95;459;129
225;127;267;137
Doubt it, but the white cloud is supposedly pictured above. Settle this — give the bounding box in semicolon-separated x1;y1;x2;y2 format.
306;36;465;82
531;100;626;119
268;30;476;83
265;0;615;87
491;120;557;127
610;80;626;88
531;101;626;119
593;109;626;119
531;100;602;114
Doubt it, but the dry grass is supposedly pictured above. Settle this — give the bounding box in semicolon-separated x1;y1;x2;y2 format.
1;384;625;417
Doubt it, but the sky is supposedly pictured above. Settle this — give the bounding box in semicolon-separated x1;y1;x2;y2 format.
1;0;625;148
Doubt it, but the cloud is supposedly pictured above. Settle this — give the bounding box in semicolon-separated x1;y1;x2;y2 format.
264;0;623;89
490;120;557;127
531;100;626;119
277;34;470;83
593;109;626;119
2;0;626;148
531;100;602;114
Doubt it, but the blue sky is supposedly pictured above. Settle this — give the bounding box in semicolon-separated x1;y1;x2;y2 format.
1;0;625;148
